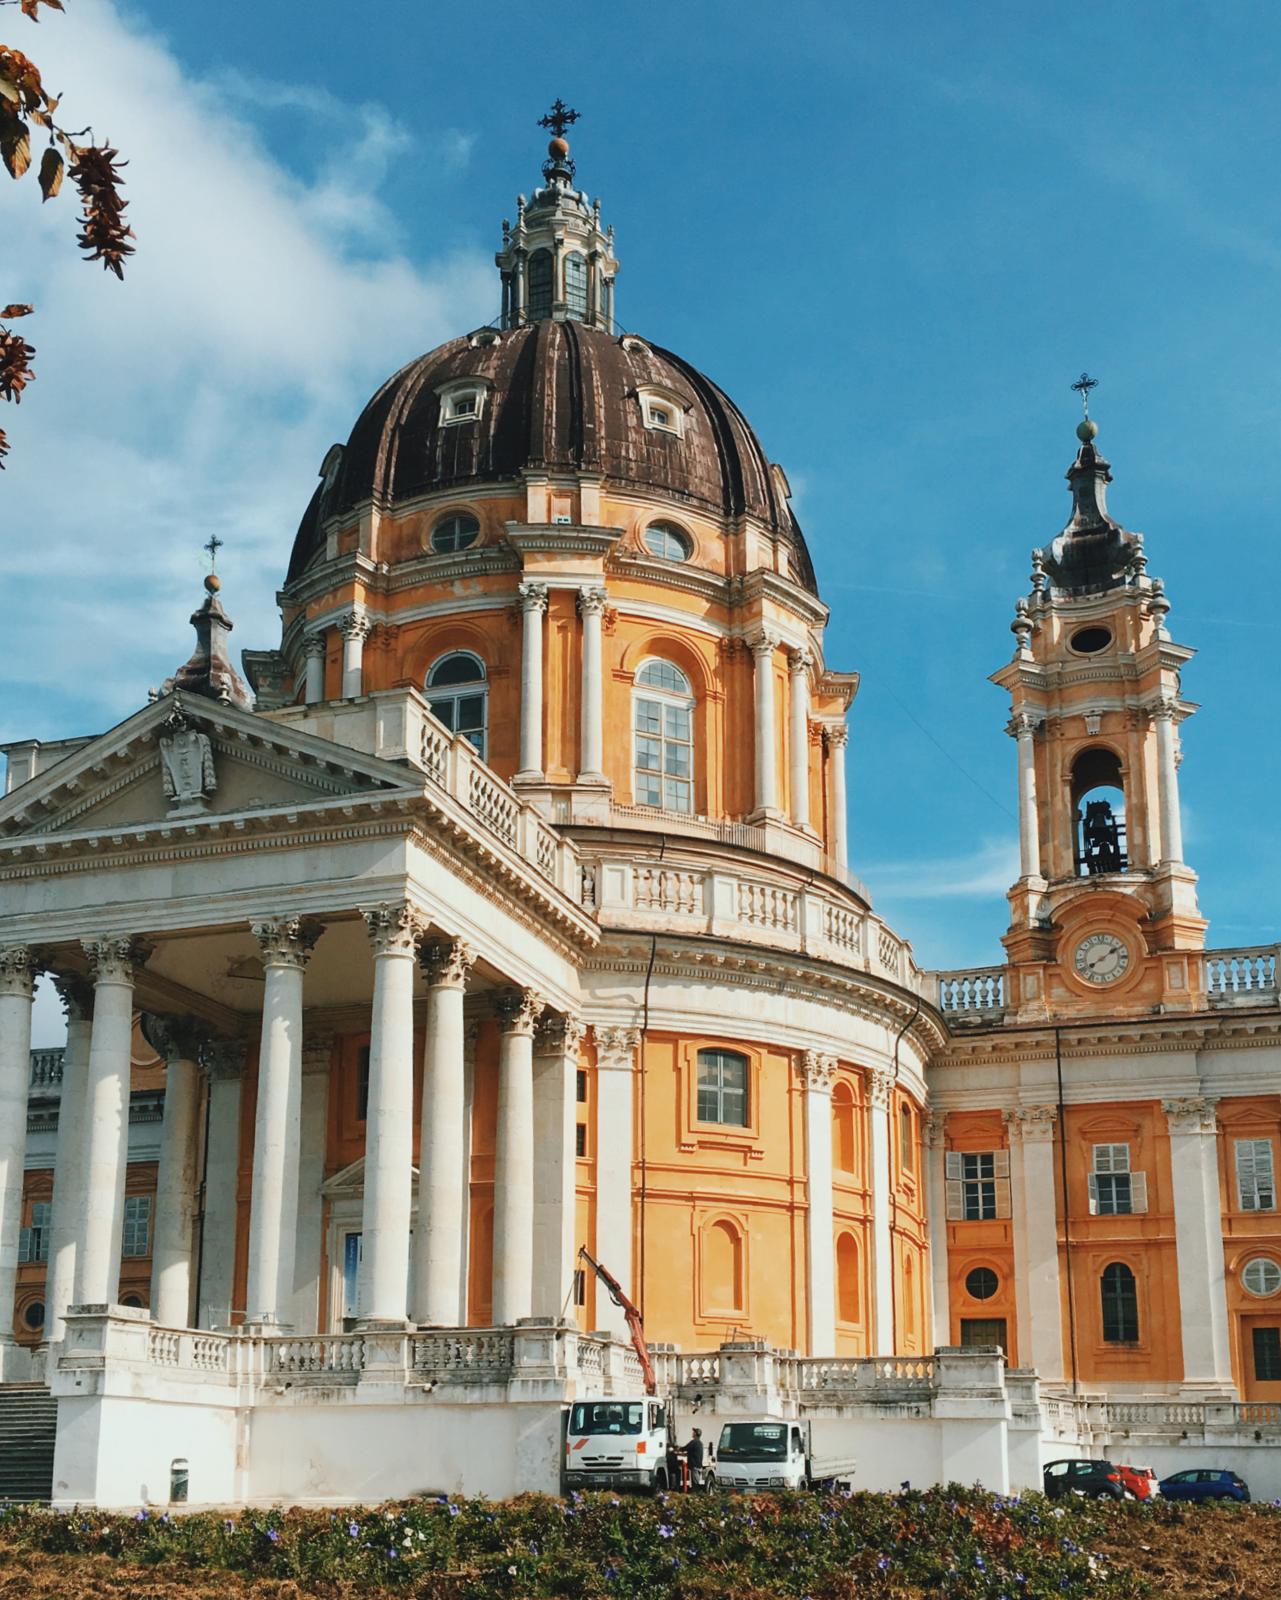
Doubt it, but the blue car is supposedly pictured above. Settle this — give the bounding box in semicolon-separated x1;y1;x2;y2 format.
1158;1468;1251;1503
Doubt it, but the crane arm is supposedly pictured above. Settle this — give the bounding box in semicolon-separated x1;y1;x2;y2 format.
577;1246;657;1396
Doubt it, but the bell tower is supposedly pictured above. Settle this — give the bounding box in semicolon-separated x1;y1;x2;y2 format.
992;390;1206;1019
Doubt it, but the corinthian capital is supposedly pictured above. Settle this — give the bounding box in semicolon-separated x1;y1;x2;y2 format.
497;986;546;1036
1163;1095;1219;1134
787;647;813;676
361;901;427;958
797;1050;836;1093
518;580;549;615
0;946;36;999
419;937;475;989
594;1025;641;1071
746;628;780;659
537;1012;587;1057
824;723;849;751
81;936;151;986
865;1066;893;1111
251;917;323;969
1006;711;1041;739
339;610;371;642
576;585;608;618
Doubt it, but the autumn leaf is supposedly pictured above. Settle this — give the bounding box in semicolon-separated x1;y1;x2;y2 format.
69;143;134;276
20;0;68;17
37;143;61;199
0;326;37;403
0;424;8;468
0;305;35;318
0;104;32;180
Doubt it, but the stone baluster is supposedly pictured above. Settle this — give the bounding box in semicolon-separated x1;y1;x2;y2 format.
577;587;608;783
826;724;849;872
788;648;812;830
246;917;321;1326
74;937;150;1307
516;581;549;782
532;1013;585;1318
493;988;545;1324
592;1026;640;1340
798;1051;836;1357
413;939;474;1327
0;947;37;1360
359;903;425;1326
339;612;370;699
45;974;93;1343
142;1013;203;1329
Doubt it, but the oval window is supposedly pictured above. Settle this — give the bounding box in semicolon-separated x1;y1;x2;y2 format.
965;1266;999;1302
22;1301;44;1331
644;522;691;562
1242;1257;1281;1297
1070;626;1112;655
432;514;480;554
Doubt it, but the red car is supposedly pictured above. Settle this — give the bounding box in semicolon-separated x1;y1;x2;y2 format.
1115;1464;1159;1500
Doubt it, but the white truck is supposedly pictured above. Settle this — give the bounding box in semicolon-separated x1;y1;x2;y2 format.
709;1417;856;1492
563;1396;676;1493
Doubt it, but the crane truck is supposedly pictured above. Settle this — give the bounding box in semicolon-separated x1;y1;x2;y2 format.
562;1248;677;1493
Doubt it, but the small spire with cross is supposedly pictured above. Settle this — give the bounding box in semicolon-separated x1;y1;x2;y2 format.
203;534;223;572
538;99;580;140
1071;373;1100;443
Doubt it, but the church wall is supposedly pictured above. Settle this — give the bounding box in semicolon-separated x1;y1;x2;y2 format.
941;1109;1019;1366
832;1071;872;1355
1217;1096;1281;1401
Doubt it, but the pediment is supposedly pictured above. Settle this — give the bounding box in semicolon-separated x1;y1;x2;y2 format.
321;1156;419;1198
0;691;420;841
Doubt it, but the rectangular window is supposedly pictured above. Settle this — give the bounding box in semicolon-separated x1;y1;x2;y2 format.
960;1317;1008;1352
696;1050;749;1127
18;1200;51;1264
633;696;693;814
576;1069;587;1104
121;1195;151;1258
356;1045;371;1123
1237;1139;1277;1212
1089;1143;1148;1215
1253;1326;1281;1383
575;1123;588;1159
944;1151;1011;1221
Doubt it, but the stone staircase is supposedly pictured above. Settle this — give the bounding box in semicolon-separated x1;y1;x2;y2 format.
0;1384;57;1503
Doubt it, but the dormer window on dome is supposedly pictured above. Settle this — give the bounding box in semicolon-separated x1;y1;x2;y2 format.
431;512;480;554
644;521;692;562
638;384;688;438
436;378;492;426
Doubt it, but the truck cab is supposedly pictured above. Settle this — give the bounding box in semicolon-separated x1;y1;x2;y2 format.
563;1397;674;1493
712;1419;811;1491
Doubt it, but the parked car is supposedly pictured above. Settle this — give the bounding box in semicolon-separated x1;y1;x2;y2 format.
1043;1459;1126;1500
1115;1464;1159;1500
1158;1468;1251;1504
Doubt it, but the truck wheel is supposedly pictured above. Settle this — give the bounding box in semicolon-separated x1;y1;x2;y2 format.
653;1468;668;1493
702;1472;715;1493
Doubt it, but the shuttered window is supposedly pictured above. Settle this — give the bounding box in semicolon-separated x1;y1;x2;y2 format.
18;1201;51;1264
1088;1143;1147;1215
1236;1139;1276;1212
945;1151;1011;1221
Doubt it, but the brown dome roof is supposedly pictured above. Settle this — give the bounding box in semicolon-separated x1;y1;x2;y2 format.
288;319;817;593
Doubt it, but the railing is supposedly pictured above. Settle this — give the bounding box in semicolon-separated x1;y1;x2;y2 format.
411;1330;515;1379
934;967;1007;1019
634;867;702;914
29;1048;64;1088
1205;946;1278;1005
265;1335;365;1378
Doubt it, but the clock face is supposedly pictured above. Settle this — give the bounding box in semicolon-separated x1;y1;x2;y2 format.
1073;931;1131;985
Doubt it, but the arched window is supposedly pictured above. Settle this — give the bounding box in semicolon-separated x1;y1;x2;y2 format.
702;1219;744;1313
697;1049;748;1127
831;1081;857;1174
431;513;480;554
527;250;553;321
836;1232;860;1324
643;521;691;562
1100;1261;1139;1342
1072;747;1128;876
565;251;588;320
633;658;694;813
426;652;488;758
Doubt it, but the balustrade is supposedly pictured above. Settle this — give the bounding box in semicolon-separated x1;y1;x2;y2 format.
28;1047;64;1088
1205;946;1279;1003
635;867;703;914
935;967;1006;1017
411;1330;516;1378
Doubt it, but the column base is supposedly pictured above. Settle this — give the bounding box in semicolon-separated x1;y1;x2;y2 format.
513;769;546;787
355;1317;414;1333
0;1339;34;1384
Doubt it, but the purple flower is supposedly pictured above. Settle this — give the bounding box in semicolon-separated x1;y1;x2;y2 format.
224;1520;234;1532
604;1564;619;1581
448;1503;460;1517
348;1522;360;1538
387;1546;397;1558
658;1524;674;1539
266;1528;280;1544
134;1510;148;1522
877;1556;890;1571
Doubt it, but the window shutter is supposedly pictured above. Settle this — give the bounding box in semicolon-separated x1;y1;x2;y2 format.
994;1177;1012;1219
1087;1173;1099;1215
17;1226;30;1264
945;1180;964;1221
1237;1140;1256;1210
992;1149;1010;1178
945;1153;963;1181
1130;1171;1149;1214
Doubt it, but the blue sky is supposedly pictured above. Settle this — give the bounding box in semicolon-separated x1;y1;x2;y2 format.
3;0;1279;1043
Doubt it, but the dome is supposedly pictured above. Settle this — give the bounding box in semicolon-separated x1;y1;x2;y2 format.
287;318;818;593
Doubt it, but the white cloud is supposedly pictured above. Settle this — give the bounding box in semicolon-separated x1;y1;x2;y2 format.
0;0;493;738
861;837;1019;900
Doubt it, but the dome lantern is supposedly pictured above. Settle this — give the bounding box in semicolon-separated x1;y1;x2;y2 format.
496;101;619;332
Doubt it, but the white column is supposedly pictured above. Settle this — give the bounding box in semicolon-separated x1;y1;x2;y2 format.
339;612;370;699
291;1032;333;1335
516;581;549;781
1154;698;1184;864
1010;712;1042;879
788;649;812;830
577;586;607;782
74;937;147;1307
592;1027;639;1339
749;631;780;817
198;1042;243;1328
1007;1106;1064;1383
358;903;423;1325
146;1017;202;1328
458;1021;479;1321
799;1052;836;1357
493;989;544;1324
414;940;474;1326
0;947;36;1349
925;1112;951;1349
867;1068;894;1354
1164;1096;1235;1392
532;1014;584;1318
826;724;849;872
303;635;326;704
45;976;93;1343
246;917;319;1325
